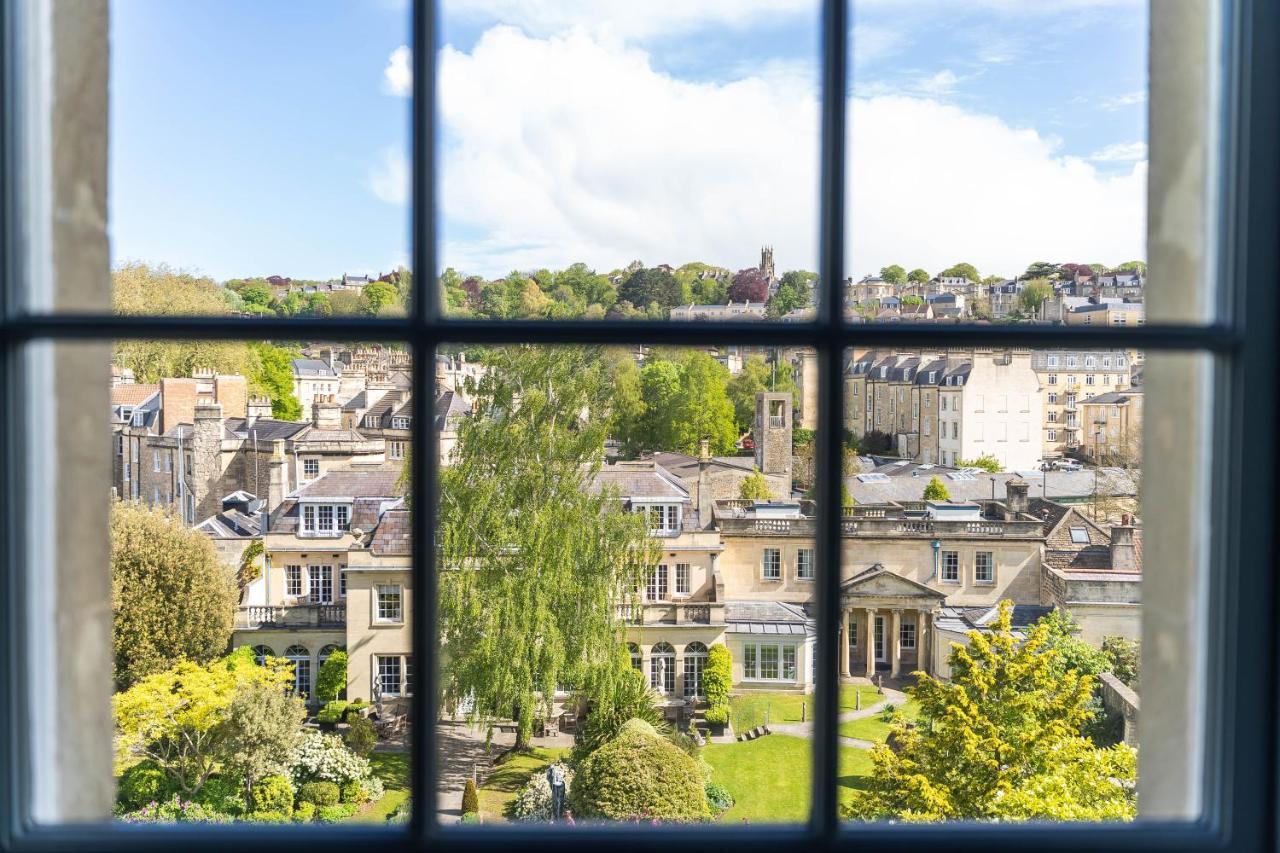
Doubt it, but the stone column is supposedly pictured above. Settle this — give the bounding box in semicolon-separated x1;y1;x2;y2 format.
840;609;850;677
864;607;876;676
890;609;902;678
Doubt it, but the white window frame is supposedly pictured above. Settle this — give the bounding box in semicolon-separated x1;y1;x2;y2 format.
374;584;404;624
674;562;690;595
762;548;782;581
797;548;815;581
742;641;800;684
941;551;960;583
975;551;995;584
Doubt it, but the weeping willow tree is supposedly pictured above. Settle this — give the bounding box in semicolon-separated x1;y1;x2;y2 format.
436;346;657;747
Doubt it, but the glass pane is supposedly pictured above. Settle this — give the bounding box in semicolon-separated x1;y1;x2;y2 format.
104;2;412;318
23;339;415;826
842;1;1213;328
436;4;822;320
837;345;1204;823
436;344;820;825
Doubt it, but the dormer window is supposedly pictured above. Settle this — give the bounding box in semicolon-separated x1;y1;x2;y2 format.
301;502;351;536
392;416;411;430
636;503;681;535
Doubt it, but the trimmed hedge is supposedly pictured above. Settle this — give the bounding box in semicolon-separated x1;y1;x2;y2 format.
293;801;317;822
461;778;479;815
316;803;357;823
298;781;341;807
570;725;709;822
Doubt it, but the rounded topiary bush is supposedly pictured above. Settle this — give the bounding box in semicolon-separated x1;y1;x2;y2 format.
618;718;658;739
251;774;295;816
570;724;709;822
298;780;341;807
117;760;172;810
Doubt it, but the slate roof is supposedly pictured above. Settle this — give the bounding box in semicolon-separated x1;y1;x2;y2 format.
294;469;404;500
650;452;756;478
1081;390;1142;405
291;358;338;377
369;507;411;555
590;463;690;501
724;600;812;635
934;604;1054;635
225;417;309;441
196;508;262;539
845;464;1135;505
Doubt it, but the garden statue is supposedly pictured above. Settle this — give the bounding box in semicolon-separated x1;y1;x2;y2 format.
546;762;567;819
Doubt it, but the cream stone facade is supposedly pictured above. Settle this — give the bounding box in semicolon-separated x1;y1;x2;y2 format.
1031;350;1133;459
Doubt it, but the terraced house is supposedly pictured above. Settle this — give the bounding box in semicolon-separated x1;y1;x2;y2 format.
229;393;1140;729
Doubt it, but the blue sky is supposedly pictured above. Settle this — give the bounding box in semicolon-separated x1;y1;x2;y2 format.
110;1;1147;283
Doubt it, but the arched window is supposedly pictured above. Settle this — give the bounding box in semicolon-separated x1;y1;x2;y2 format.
251;644;274;666
285;644;312;699
628;643;641;672
650;642;675;695
683;642;708;698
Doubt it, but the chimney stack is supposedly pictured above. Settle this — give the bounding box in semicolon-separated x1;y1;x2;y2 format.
697;439;713;530
312;394;341;430
265;440;289;530
1005;478;1029;518
1110;524;1138;571
191;401;224;522
247;395;273;423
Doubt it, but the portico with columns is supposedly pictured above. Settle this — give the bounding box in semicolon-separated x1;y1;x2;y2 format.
838;564;946;678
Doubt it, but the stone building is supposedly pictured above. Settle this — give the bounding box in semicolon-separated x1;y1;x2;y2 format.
1080;387;1144;465
1031;350;1133;459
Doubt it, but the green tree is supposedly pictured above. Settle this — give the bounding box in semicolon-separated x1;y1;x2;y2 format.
113;648;294;796
1024;261;1062;279
111;501;238;690
726;354;796;432
900;295;924;306
739;468;775;500
436;347;657;747
222;676;308;802
607;351;647;457
669;351;737;455
847;601;1136;822
1036;609;1113;678
922;476;950;501
879;264;907;285
957;454;1001;473
633;359;685;452
1102;636;1140;688
907;268;931;284
766;270;815;317
462;779;480;815
1115;261;1147;276
702;645;732;711
938;262;979;282
618;267;681;309
1018;280;1053;316
573;646;664;762
315;650;348;702
239;284;273;309
358;281;400;316
249;342;303;420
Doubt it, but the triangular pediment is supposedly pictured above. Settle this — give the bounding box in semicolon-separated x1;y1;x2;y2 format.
840;564;947;601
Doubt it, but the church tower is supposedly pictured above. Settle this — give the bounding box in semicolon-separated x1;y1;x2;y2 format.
760;245;776;281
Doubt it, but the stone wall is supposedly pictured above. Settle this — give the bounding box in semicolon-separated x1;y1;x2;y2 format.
1098;672;1139;746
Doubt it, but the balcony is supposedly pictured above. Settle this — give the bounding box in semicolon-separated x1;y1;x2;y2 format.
717;511;1043;538
619;600;725;626
236;604;346;630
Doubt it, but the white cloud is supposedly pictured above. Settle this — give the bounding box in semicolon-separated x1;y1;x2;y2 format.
1101;89;1146;110
436;26;1146;279
384;45;413;96
444;0;813;42
368;146;409;205
1090;141;1147;162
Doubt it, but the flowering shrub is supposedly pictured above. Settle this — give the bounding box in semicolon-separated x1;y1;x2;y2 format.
251;774;294;815
119;795;231;823
290;731;373;787
705;782;735;815
512;763;574;821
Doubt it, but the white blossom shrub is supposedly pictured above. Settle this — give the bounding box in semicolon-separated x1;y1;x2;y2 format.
289;731;374;788
512;763;574;821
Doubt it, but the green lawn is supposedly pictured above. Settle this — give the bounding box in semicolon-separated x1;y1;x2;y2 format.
838;700;920;744
349;750;410;823
703;734;872;823
476;747;571;821
729;685;886;732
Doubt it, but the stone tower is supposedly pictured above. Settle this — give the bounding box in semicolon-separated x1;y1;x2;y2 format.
191;400;225;523
760;245;776;281
754;391;792;480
